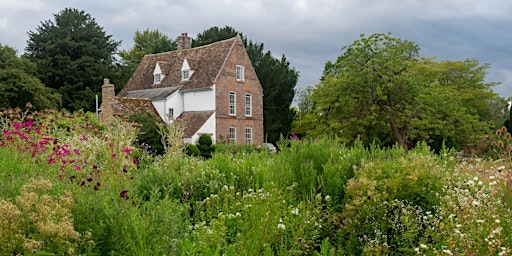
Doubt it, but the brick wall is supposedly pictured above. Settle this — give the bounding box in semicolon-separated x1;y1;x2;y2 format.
215;41;264;144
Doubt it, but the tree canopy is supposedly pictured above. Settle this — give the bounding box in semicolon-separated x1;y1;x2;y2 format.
194;26;299;143
0;44;61;110
25;8;120;112
303;33;496;151
120;28;176;66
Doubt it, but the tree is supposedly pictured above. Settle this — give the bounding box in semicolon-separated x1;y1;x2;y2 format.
120;29;176;67
304;33;495;151
25;8;120;112
193;26;299;143
0;44;61;110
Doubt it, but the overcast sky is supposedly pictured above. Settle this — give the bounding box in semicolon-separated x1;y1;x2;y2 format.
1;0;511;98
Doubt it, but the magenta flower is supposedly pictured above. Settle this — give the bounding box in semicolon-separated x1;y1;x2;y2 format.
79;134;88;141
12;122;21;131
22;120;34;127
73;165;81;171
92;163;98;169
47;158;56;164
73;149;81;155
112;153;117;158
122;147;131;154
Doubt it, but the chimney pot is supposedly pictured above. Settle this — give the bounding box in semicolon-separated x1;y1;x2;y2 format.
177;32;191;50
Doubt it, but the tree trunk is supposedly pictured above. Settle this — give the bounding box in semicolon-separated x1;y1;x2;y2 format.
388;114;409;152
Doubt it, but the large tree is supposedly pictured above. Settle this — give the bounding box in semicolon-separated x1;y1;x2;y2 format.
0;44;61;110
25;8;120;112
193;26;299;143
304;33;495;151
120;29;176;68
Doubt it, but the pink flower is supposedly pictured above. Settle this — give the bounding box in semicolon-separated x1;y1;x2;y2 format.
73;149;81;155
22;120;34;127
122;147;131;154
47;158;56;164
79;134;88;141
12;122;21;131
73;165;81;171
112;153;117;158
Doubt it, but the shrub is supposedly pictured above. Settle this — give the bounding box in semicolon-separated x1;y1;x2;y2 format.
129;113;165;154
185;143;201;157
197;133;215;158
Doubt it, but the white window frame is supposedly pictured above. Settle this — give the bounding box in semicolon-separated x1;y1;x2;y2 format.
245;93;252;117
236;65;245;82
229;91;236;116
229;127;236;143
245;127;252;144
181;69;190;81
154;73;161;84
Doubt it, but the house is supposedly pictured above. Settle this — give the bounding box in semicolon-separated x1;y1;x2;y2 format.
100;33;264;145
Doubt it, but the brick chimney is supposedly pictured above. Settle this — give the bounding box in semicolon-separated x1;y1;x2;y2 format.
100;78;115;123
177;32;191;50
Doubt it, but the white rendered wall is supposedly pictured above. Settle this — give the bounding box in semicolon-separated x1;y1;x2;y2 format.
189;112;216;144
183;89;215;112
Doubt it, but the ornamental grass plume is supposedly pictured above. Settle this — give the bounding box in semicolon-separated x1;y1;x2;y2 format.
0;179;95;255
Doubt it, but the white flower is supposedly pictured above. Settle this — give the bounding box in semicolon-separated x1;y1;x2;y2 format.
442;249;453;255
414;248;419;252
277;223;286;230
473;176;479;181
476;219;485;223
490;175;495;180
495;219;501;224
291;208;299;215
472;200;480;206
420;244;427;249
325;195;332;202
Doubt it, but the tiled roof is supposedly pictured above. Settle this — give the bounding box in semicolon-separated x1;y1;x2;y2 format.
177;111;214;138
110;97;160;117
119;36;241;95
123;85;182;100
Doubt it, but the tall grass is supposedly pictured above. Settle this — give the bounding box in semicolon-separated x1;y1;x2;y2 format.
1;108;512;255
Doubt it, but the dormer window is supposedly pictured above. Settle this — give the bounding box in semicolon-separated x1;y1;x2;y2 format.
181;58;194;81
153;62;165;85
154;73;162;84
236;65;245;82
182;70;190;81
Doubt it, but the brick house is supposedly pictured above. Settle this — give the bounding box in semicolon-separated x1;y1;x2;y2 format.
100;33;264;145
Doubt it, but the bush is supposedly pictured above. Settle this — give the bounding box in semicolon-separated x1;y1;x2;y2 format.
185;144;201;157
129;113;165;154
197;134;215;158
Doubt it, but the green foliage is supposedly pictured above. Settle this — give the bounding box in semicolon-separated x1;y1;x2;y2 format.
25;8;120;112
2;109;512;255
304;33;496;152
185;143;201;157
129;112;165;154
197;133;215;158
193;26;299;144
0;44;61;110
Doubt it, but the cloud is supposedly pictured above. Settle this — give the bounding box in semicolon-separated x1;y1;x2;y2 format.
0;0;511;97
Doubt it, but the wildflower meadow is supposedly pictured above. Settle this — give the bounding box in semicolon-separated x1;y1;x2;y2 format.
1;107;512;255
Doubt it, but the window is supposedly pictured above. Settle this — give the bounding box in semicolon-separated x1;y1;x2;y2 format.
245;127;252;144
154;73;161;84
245;94;252;116
168;108;174;120
236;65;245;82
229;127;236;143
229;91;236;116
181;69;190;81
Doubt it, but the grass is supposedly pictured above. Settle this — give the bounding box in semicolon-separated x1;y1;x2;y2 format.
1;108;512;255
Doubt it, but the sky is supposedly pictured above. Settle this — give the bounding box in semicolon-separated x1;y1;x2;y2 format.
1;0;511;98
